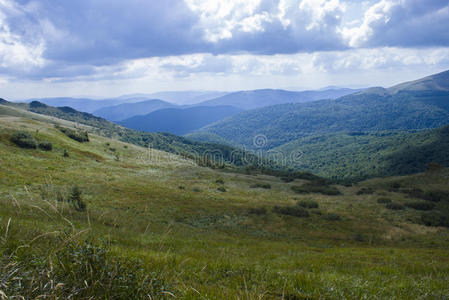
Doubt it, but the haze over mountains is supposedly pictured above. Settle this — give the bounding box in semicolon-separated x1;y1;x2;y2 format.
198;88;360;110
93;99;176;121
119;105;243;135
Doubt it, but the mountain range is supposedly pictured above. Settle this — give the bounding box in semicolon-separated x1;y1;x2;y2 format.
119;105;243;135
188;70;449;179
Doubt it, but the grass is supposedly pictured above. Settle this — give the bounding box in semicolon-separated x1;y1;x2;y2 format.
1;112;449;298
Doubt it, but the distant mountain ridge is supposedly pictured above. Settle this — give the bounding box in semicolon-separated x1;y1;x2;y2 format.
93;99;175;121
119;106;243;135
197;88;360;110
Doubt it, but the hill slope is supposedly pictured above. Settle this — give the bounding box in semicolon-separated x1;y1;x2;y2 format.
197;88;359;110
119;105;243;135
274;126;449;180
0;99;269;169
21;97;125;113
93;99;176;121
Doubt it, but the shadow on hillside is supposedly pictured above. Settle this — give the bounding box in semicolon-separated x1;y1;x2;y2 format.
384;125;449;176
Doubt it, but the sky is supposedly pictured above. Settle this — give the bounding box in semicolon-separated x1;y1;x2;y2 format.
0;0;449;99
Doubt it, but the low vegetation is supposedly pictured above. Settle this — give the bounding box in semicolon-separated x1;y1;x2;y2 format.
291;182;341;195
56;125;89;142
10;131;37;149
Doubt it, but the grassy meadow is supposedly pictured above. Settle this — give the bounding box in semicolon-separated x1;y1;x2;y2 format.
1;110;449;299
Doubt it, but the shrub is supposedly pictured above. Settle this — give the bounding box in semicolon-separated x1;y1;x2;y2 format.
390;182;401;191
427;162;444;172
354;233;366;242
281;177;294;183
297;199;319;209
178;185;185;190
324;213;341;221
421;212;449;227
423;190;449;202
377;197;392;204
10;131;37;149
38;141;53;151
57;126;89;142
215;179;224;185
356;187;375;195
386;202;405;210
405;201;435;211
68;186;86;212
401;188;424;199
192;187;201;192
63;149;69;157
217;187;226;192
273;205;309;218
248;207;267;215
291;183;341;196
250;183;271;189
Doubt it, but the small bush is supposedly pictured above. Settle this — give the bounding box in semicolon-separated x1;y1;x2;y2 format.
217;187;226;192
390;182;401;191
192;187;201;192
248;207;267;215
38;141;53;151
377;197;392;204
297;199;319;209
10;131;37;149
356;187;375;195
405;201;435;211
386;202;405;210
354;233;366;242
324;213;341;221
401;188;424;199
281;177;294;183
215;179;225;185
421;212;449;227
273;205;309;218
68;186;86;212
178;185;185;190
291;183;341;196
250;183;271;189
63;149;69;157
423;190;449;202
57;126;89;142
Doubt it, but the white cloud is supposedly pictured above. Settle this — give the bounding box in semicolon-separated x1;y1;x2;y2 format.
341;0;398;47
0;0;45;74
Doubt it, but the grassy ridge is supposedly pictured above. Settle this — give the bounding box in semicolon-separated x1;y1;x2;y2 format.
1;112;449;298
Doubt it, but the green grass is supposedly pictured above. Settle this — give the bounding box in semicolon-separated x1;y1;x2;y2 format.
1;113;449;298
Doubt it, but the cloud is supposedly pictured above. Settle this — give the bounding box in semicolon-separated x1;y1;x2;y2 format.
342;0;449;47
0;0;45;75
0;0;448;85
